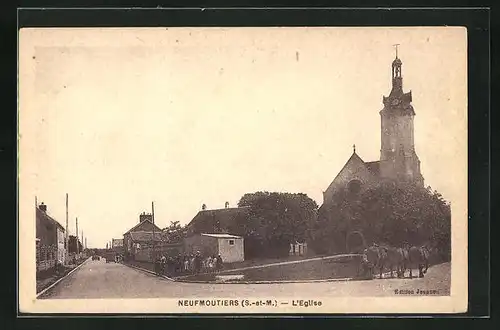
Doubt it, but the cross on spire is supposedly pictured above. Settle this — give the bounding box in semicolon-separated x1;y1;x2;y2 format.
393;43;400;59
353;144;356;153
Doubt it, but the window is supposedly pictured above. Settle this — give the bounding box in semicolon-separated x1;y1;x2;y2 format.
229;240;235;245
347;179;362;194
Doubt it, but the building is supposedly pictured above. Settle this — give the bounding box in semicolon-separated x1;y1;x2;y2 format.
184;233;244;263
322;52;424;208
124;231;184;261
123;212;163;261
36;202;66;271
111;238;124;253
126;231;165;261
185;205;250;236
289;241;308;256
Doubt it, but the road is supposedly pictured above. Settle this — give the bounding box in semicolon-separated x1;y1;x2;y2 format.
39;258;451;299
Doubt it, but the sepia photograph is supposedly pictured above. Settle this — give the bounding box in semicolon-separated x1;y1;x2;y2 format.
18;26;467;314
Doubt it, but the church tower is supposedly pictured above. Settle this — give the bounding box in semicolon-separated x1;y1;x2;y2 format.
379;46;424;186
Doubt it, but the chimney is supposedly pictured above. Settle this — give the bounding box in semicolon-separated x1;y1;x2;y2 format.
202;203;207;210
225;201;229;209
139;212;153;223
39;202;47;212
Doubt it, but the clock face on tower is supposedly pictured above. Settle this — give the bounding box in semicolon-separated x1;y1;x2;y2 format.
391;98;400;106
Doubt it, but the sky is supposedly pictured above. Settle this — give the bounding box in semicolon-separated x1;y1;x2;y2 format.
19;27;467;249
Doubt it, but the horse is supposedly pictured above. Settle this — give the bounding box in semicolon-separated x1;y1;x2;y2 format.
383;246;408;278
362;244;388;279
408;245;430;278
398;247;410;277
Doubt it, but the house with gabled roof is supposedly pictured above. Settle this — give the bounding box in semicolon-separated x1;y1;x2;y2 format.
36;202;66;271
185;205;250;237
123;212;162;260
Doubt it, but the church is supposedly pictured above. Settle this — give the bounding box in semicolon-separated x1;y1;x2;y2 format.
322;50;425;208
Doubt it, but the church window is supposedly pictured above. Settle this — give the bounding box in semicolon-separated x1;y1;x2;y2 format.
347;180;362;194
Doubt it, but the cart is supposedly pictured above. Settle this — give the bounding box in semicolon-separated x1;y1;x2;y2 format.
104;251;116;263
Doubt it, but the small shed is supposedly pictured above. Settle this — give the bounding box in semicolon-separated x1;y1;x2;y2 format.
289;241;308;256
184;233;244;263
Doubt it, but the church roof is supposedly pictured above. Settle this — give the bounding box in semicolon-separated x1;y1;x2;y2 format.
365;161;381;176
392;57;402;66
332;152;375;182
324;151;382;196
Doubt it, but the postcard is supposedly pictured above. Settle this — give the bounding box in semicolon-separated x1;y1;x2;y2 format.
18;26;467;314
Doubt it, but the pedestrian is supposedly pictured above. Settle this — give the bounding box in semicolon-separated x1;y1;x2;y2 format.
207;256;214;273
216;255;224;272
203;256;209;272
189;255;195;273
183;256;189;273
153;256;159;275
160;255;167;275
166;255;174;276
194;252;202;274
175;254;182;274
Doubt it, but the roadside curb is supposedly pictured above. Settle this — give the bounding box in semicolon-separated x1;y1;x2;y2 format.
123;262;175;282
36;257;91;298
173;270;413;284
173;276;357;284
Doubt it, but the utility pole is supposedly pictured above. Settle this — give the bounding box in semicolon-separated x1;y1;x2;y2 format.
152;201;156;262
152;201;155;225
65;193;69;265
76;217;79;256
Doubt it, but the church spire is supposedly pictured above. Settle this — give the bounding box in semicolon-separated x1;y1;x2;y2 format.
391;44;403;96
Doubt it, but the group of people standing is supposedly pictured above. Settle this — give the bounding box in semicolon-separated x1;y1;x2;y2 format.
154;252;224;277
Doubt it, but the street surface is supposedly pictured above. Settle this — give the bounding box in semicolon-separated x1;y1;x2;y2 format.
39;258;450;299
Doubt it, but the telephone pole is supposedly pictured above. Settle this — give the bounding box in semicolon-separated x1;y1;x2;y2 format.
152;201;156;261
65;194;69;264
76;217;79;256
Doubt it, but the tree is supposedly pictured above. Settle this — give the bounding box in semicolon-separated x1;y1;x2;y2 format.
68;235;83;254
237;191;319;258
309;182;451;259
164;221;186;243
307;189;352;254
